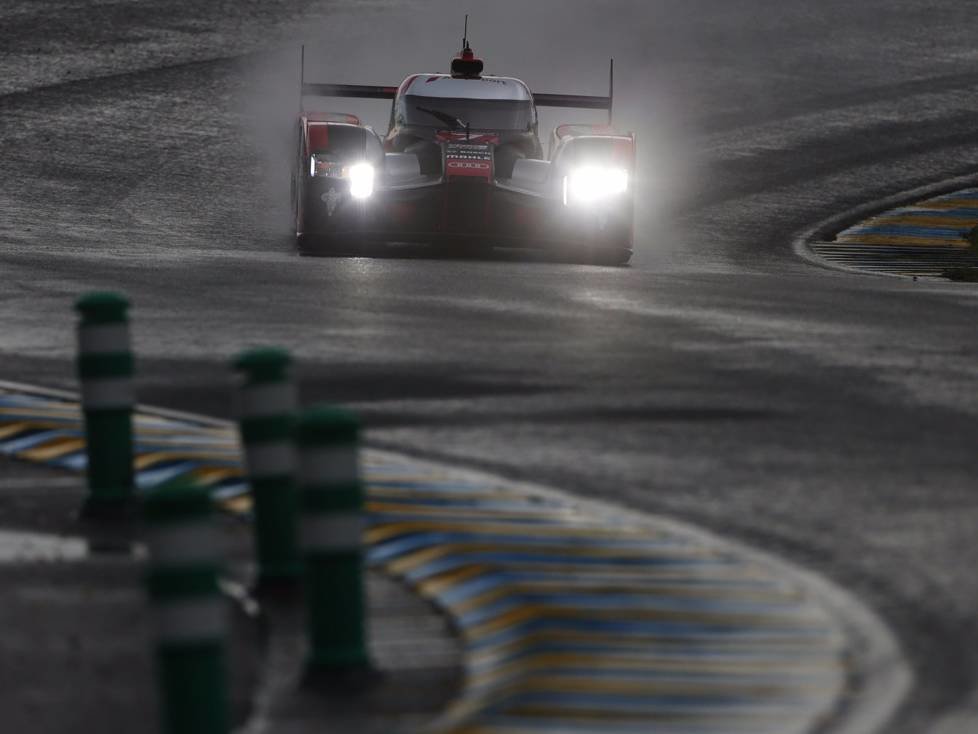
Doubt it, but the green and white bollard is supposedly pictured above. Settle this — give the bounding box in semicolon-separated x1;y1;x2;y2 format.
76;292;135;517
296;407;369;674
144;481;229;734
233;348;301;592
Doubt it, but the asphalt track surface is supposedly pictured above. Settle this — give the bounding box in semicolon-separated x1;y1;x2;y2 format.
1;1;976;732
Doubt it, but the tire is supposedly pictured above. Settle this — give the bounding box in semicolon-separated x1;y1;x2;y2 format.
296;233;315;255
567;241;632;266
430;238;491;260
296;233;353;257
590;246;633;266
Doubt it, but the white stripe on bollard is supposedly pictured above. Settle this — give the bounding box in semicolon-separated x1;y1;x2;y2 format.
78;323;131;355
244;441;294;479
239;382;296;417
154;598;228;643
80;377;134;409
146;522;224;565
299;446;359;486
300;513;364;551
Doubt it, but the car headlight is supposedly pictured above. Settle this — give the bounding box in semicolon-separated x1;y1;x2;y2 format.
348;162;375;200
564;166;629;206
309;157;376;200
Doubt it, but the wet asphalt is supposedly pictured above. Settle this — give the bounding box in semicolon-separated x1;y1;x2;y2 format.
1;1;977;732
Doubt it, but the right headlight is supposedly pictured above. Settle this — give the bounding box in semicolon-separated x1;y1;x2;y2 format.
563;166;629;206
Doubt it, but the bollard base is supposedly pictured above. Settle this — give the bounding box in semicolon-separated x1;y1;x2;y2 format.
301;661;382;695
156;642;230;734
79;495;136;524
252;574;302;601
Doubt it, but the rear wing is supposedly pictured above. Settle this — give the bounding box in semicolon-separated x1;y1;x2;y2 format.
301;83;397;101
534;60;615;124
299;47;616;124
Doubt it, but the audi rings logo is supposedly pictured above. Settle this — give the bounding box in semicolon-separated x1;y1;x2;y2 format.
449;161;491;170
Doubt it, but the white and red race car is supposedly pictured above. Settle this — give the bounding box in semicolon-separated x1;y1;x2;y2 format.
293;40;635;264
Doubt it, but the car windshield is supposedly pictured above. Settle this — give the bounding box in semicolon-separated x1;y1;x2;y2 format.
403;95;534;131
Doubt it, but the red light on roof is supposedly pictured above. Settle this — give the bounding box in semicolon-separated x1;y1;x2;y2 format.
451;44;484;78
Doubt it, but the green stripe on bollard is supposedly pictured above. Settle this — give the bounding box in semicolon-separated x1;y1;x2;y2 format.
155;644;228;734
295;407;358;445
303;556;366;669
82;410;133;504
76;292;129;324
143;481;229;734
250;477;301;580
234;348;301;593
77;353;134;378
142;482;212;523
301;484;362;512
233;347;292;384
146;568;222;599
76;291;135;518
297;406;370;675
239;415;293;444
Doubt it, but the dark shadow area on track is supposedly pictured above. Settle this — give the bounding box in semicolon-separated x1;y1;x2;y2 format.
688;118;978;214
350;406;779;430
0;356;564;419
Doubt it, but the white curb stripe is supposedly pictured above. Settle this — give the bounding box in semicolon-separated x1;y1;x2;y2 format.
78;323;130;355
299;446;359;486
245;441;294;478
154;598;227;642
0;530;88;563
81;377;134;410
301;513;364;551
239;382;296;418
146;522;223;565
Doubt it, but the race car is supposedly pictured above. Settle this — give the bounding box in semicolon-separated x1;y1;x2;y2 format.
292;38;636;265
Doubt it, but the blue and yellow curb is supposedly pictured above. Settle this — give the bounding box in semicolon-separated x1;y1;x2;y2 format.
810;187;978;278
0;381;874;733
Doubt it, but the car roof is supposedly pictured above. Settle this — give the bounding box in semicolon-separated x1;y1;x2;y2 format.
400;74;532;102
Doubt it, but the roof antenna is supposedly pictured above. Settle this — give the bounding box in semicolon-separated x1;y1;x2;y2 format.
452;15;483;78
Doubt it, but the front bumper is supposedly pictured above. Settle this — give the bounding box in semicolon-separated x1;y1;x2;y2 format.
301;178;633;249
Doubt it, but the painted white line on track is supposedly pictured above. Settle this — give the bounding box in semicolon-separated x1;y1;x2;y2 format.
0;529;88;563
0;476;83;490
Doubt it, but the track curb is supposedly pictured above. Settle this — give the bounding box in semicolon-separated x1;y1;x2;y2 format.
793;173;978;280
0;379;911;733
406;459;912;734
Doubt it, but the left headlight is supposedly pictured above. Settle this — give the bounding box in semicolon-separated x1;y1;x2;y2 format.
564;166;629;206
348;162;376;200
310;156;376;200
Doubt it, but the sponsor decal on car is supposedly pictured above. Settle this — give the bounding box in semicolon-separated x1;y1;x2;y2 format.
436;131;500;144
444;141;494;180
321;186;341;216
